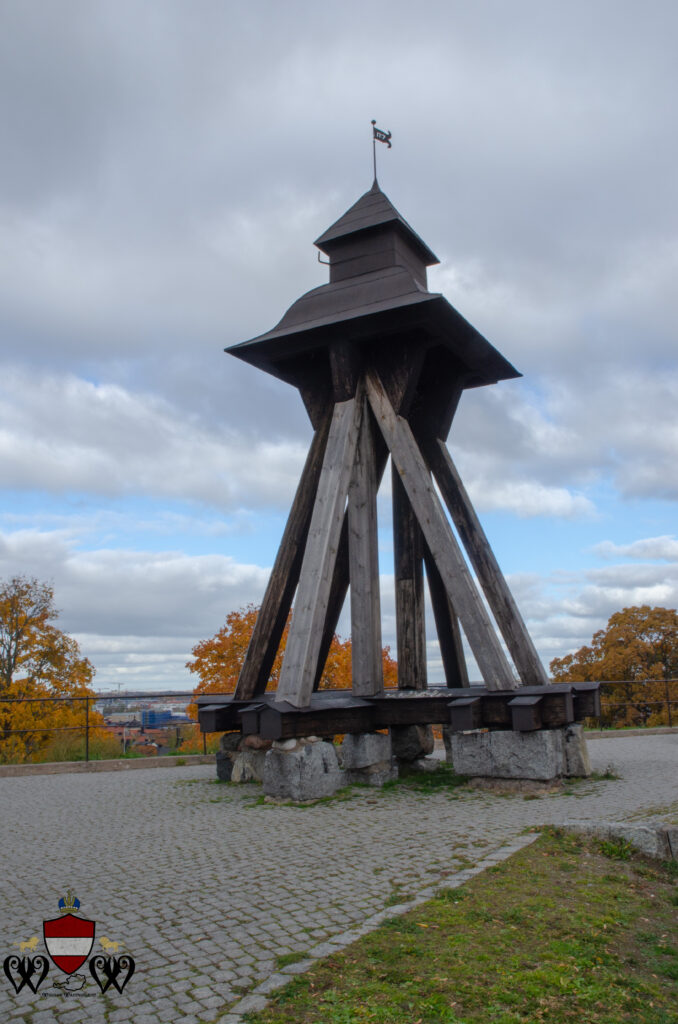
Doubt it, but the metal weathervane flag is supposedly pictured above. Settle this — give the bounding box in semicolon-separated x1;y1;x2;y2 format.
371;120;392;181
372;121;392;148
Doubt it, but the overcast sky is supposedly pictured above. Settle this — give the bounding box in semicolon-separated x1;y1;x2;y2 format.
1;0;676;691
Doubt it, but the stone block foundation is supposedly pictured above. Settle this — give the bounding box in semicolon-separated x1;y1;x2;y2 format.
340;732;397;786
444;724;592;781
263;738;344;801
390;724;435;762
216;732;271;782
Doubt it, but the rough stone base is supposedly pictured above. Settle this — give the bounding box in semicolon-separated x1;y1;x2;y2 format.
405;756;440;774
390;724;434;762
340;732;397;786
563;821;678;861
231;749;267;782
216;732;272;782
216;732;241;781
445;725;592;781
562;724;591;776
263;738;344;801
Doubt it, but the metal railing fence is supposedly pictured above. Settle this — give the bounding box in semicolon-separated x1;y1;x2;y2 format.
0;679;676;765
0;691;206;763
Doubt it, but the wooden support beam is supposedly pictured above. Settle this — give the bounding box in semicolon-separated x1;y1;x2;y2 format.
422;438;549;687
312;515;350;692
449;696;483;731
234;408;332;699
256;696;376;741
312;431;390;692
508;695;543;731
348;399;383;696
392;466;427;690
366;370;516;691
329;341;360;401
571;682;601;720
277;388;364;707
376;338;426;417
423;543;469;688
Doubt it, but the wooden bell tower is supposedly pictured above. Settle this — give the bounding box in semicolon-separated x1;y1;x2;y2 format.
227;181;549;710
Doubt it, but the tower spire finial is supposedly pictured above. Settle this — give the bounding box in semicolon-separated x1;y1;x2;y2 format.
371;120;392;185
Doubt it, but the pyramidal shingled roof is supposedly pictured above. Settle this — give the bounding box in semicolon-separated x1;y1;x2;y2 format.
314;180;439;266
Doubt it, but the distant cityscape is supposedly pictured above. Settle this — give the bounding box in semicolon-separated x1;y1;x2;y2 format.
93;693;197;756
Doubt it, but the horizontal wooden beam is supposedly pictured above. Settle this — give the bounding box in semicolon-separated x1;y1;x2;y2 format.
198;681;594;735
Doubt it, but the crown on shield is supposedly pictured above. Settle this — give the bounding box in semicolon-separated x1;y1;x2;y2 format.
58;889;80;915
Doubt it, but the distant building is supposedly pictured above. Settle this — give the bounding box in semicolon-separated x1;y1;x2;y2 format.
141;709;174;728
106;712;141;725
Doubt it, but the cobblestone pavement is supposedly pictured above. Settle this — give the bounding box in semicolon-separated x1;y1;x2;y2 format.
1;733;676;1024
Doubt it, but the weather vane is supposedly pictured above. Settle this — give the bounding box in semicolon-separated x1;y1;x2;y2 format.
371;120;392;183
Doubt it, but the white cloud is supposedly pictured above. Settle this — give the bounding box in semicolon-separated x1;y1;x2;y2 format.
0;526;270;639
466;479;595;519
0;367;307;510
594;536;678;561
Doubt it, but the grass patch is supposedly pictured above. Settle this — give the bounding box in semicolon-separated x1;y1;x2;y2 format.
381;761;468;794
243;829;678;1024
589;765;621;781
598;837;634;861
276;952;309;969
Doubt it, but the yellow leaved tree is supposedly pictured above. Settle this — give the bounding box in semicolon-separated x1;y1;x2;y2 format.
186;603;398;718
0;576;102;763
550;605;678;727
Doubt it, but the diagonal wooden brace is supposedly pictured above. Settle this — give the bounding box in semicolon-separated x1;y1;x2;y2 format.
234;406;333;699
422;438;549;687
348;395;384;696
366;369;516;691
277;384;364;707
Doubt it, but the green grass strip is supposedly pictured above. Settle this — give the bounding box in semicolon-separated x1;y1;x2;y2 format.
243;829;678;1024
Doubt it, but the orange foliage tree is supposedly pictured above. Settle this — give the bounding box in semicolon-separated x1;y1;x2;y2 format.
187;603;398;715
0;576;101;763
550;605;678;727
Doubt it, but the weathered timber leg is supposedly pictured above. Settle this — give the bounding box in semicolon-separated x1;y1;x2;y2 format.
349;399;383;695
313;432;390;692
392;466;427;690
312;515;349;692
366;370;515;691
423;544;469;688
277;388;364;707
422;438;549;687
235;409;333;698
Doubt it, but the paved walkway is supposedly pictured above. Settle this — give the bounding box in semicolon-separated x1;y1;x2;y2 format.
1;733;676;1024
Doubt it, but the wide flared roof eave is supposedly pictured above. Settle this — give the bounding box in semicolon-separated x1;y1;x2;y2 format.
226;291;520;389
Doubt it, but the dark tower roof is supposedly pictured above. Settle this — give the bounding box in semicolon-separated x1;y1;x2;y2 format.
314;180;439;267
227;182;520;395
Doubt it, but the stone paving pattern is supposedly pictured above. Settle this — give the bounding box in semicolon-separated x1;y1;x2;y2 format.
1;733;676;1023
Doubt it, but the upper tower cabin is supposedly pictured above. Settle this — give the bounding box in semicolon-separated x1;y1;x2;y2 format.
227;181;520;437
314;180;438;288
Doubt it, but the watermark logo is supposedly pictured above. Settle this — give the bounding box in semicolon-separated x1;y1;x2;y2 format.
3;891;135;999
43;889;95;975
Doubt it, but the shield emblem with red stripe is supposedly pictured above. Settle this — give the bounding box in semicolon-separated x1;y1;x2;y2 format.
43;914;95;975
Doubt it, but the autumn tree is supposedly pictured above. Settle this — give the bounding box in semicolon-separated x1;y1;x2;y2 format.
550;605;678;727
187;603;398;713
0;576;99;763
